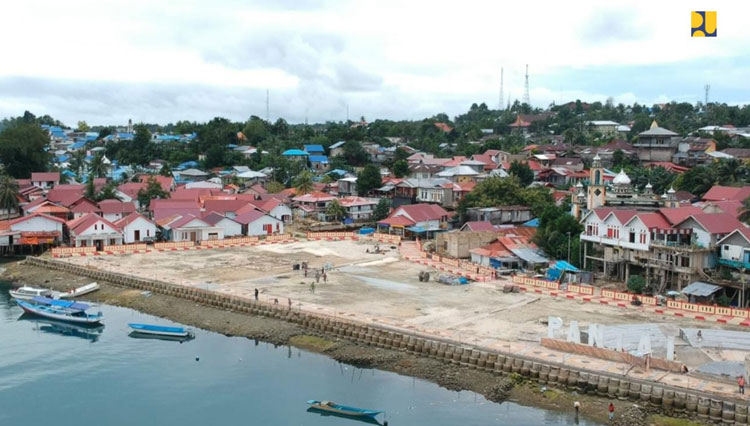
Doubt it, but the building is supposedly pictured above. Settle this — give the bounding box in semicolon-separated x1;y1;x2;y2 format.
98;200;136;222
150;199;201;221
67;213;123;249
234;209;284;236
6;213;65;245
292;191;335;219
309;155;329;171
162;215;224;242
673;137;716;166
465;206;532;225
337;177;358;196
31;172;60;190
702;185;750;202
202;212;243;237
329;141;346;158
377;203;450;239
585;120;621;136
115;212;157;244
634;121;679;162
338;197;377;221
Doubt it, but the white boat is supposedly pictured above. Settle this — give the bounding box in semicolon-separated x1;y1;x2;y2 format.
128;323;194;338
58;282;100;299
9;286;52;301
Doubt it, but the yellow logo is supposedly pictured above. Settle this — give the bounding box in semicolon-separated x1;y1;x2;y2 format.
691;11;716;37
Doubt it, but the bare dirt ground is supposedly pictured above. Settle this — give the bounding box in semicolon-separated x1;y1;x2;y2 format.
58;239;722;350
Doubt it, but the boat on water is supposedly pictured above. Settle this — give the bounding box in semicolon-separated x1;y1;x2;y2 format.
9;286;52;301
128;323;194;338
307;400;383;420
16;297;103;324
19;314;105;342
58;282;100;299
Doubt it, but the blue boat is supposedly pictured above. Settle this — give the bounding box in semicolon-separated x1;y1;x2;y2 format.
307;400;383;420
128;323;194;338
17;297;103;325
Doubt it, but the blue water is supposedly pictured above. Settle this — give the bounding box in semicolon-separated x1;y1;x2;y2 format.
0;282;598;425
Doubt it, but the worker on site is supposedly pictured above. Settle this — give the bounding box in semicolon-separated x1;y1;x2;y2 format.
573;400;580;414
608;402;615;421
254;288;259;301
739;375;746;394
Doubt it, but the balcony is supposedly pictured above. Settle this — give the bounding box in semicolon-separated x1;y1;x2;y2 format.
650;240;709;252
718;258;750;270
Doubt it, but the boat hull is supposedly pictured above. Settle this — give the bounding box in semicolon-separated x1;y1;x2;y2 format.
17;301;103;324
9;288;52;301
306;401;382;419
128;323;192;337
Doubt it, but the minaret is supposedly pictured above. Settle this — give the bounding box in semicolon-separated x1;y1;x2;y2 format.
587;154;606;210
127;118;133;133
665;187;679;208
571;182;585;220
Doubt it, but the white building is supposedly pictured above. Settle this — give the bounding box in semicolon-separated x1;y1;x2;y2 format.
202;212;243;237
164;215;224;242
114;212;157;244
235;209;284;236
67;213;124;249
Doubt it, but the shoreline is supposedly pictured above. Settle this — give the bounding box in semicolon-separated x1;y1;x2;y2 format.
2;260;702;425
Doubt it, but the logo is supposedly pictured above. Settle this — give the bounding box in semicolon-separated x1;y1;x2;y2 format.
691;11;716;37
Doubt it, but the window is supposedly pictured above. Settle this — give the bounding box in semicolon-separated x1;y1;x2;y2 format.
639;231;647;244
680;257;690;268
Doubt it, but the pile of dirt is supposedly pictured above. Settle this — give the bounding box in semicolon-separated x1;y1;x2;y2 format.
612;404;648;426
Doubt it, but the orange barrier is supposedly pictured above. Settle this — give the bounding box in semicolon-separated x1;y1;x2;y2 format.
373;233;401;244
264;234;290;242
200;237;259;247
154;241;194;249
306;232;358;240
512;275;560;290
103;244;147;252
601;289;616;299
52;246;96;255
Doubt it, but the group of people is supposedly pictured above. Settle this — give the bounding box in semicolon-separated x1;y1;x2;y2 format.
573;401;615;421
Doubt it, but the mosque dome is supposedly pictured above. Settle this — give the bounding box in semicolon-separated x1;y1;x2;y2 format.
612;169;631;185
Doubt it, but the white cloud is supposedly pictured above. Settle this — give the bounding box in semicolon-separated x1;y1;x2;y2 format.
0;0;748;125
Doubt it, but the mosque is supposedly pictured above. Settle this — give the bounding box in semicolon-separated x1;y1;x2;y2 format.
570;154;679;220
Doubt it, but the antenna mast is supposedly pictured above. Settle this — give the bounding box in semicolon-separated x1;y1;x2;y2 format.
499;67;504;110
704;84;710;107
265;89;270;122
522;64;530;106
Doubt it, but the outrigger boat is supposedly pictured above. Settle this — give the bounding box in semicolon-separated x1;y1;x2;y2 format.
307;400;383;420
16;297;103;324
9;286;53;301
128;323;194;338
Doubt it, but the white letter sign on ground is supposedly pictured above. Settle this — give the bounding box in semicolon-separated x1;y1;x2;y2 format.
567;320;580;344
548;316;562;338
666;336;675;361
638;333;652;355
588;323;603;347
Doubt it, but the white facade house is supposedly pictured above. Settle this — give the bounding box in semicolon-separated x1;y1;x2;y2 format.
235;210;284;236
202;212;243;237
115;213;157;244
67;213;124;249
9;213;65;235
167;215;224;242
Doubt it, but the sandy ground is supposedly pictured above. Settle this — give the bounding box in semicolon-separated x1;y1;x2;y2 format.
58;239;729;357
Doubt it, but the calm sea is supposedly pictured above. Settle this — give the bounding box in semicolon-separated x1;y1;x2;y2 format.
0;281;599;425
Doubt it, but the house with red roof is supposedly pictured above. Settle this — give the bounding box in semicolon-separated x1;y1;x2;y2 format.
460;221;495;232
8;212;65;236
67;213;123;249
702;185;750;203
114;212;157;244
248;198;293;223
377;203;450;238
203;199;252;219
338;197;377;220
292;191;335;219
115;182;147;208
717;228;750;270
47;186;86;207
234;209;284;236
31;172;60;190
69;197;101;219
202;211;243;237
98;200;136;222
675;213;746;248
150;199;201;221
160;215;224;242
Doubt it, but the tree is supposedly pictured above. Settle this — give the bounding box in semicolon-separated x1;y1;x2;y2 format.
326;199;346;222
96;183;121;202
242;116;270;145
357;164;382;195
0;174;20;219
266;181;285;193
159;162;172;177
392;160;409;178
373;198;390;221
89;152;108;178
69;150;87;178
137;176;170;210
0;123;50;177
508;161;534;187
204;144;225;169
294;170;314;195
85;175;96;199
627;275;646;294
77;121;90;132
340;141;371;166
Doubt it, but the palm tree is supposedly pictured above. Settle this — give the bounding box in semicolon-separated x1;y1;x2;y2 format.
89;152;108;178
69;150;86;178
740;196;750;224
294;170;314;195
325;199;347;222
95;183;121;202
0;174;20;219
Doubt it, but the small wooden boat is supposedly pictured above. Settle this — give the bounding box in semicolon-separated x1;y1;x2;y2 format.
17;297;103;324
128;323;194;338
9;286;52;301
58;282;100;299
307;400;383;419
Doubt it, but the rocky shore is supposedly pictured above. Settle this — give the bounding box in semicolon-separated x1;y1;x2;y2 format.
2;260;705;425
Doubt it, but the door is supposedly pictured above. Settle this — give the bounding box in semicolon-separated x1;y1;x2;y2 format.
95;240;103;251
134;230;140;242
190;232;197;242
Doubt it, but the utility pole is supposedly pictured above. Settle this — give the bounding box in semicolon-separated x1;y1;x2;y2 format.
704;84;710;110
523;64;530;106
266;89;270;123
567;232;571;264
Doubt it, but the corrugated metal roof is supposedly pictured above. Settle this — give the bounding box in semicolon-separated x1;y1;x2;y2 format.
509;248;548;264
681;281;721;297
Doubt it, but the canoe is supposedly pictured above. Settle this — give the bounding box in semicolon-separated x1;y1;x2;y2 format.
58;282;100;299
128;323;194;338
307;400;383;419
17;297;103;324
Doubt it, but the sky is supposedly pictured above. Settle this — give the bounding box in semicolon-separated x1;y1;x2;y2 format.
1;0;749;126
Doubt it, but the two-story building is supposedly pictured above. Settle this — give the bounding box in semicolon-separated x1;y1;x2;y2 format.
377;203;450;239
634;121;679;162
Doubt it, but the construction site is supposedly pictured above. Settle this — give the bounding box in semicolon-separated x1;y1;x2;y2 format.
55;236;750;386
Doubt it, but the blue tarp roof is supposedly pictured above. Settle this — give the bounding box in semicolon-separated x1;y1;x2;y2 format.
118;132;134;140
282;149;308;156
32;296;90;311
304;144;325;153
177;161;199;170
309;155;328;163
407;226;426;233
552;260;579;272
523;218;540;227
329;141;345;149
327;169;349;176
70;141;86;149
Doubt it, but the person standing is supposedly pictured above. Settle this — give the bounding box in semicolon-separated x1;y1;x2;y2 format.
573;400;581;414
254;288;259;301
608;402;614;421
323;272;327;283
739;376;746;394
288;298;292;310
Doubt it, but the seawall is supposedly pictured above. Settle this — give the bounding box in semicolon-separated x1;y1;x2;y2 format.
25;255;749;424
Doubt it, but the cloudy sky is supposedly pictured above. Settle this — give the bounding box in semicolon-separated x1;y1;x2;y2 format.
1;0;749;126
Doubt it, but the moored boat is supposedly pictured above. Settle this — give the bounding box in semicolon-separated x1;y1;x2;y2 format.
9;286;52;301
16;297;103;324
307;400;383;419
58;282;100;299
128;323;194;338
